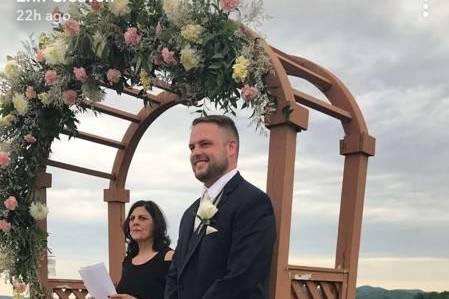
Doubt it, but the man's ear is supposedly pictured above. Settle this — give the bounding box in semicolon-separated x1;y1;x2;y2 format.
228;140;238;156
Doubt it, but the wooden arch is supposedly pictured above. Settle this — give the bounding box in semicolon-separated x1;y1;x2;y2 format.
35;29;375;299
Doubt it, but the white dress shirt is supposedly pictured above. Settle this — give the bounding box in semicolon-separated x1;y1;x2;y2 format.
194;168;238;231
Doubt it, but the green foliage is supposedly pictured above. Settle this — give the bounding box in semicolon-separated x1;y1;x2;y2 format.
415;291;449;299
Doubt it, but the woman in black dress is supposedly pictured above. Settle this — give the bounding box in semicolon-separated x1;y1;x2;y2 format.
109;200;174;299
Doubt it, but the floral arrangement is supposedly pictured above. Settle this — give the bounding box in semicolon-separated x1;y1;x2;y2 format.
0;0;275;296
196;197;219;235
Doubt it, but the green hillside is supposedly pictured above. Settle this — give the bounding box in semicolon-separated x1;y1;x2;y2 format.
357;286;449;299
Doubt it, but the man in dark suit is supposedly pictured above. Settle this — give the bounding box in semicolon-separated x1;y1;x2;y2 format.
165;115;276;299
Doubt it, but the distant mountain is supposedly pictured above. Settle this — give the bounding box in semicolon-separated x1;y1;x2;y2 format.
357;285;424;299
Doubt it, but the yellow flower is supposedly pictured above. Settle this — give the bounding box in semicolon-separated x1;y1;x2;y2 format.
109;0;130;16
0;114;16;127
38;92;52;106
38;33;50;47
140;70;152;90
232;56;250;82
0;94;11;106
43;37;68;65
12;94;28;115
181;24;204;43
180;47;201;71
3;60;20;80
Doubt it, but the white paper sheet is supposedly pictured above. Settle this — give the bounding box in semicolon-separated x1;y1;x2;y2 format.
79;263;117;299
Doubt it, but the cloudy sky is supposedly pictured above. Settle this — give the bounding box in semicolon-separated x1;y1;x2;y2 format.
1;0;449;295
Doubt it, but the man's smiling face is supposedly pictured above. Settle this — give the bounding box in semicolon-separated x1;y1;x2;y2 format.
189;122;231;187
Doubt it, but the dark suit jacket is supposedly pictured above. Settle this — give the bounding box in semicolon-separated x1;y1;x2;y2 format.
165;172;276;299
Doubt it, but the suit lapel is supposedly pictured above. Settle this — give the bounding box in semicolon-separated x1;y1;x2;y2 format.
216;172;243;208
179;200;201;277
180;200;199;258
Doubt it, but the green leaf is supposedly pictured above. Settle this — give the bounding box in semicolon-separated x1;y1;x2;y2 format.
136;56;143;73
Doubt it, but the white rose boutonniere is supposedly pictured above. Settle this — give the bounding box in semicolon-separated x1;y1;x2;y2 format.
197;199;218;234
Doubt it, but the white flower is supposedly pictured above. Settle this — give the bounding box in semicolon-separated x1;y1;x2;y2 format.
12;94;28;115
3;60;20;80
180;46;201;71
29;202;49;220
43;37;68;65
163;0;183;25
197;199;218;221
109;0;130;16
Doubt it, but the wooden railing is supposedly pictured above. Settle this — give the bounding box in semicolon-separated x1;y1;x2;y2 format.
289;265;349;299
48;279;87;299
48;266;348;299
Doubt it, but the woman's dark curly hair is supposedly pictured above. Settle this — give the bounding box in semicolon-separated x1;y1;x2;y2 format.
123;200;171;258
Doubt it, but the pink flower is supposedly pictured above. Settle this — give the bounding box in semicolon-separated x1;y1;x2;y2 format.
25;86;37;99
124;27;141;47
161;48;176;65
106;68;122;84
219;0;240;12
0;151;10;168
241;85;259;102
63;90;77;106
64;19;81;37
24;133;37;144
4;196;17;211
89;0;103;13
156;21;163;35
73;67;88;82
36;50;45;63
45;70;58;86
0;219;11;233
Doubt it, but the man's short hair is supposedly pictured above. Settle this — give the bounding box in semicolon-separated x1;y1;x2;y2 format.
192;115;239;143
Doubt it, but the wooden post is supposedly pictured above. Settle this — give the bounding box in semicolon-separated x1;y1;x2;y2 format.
335;133;375;299
35;172;52;290
104;188;130;284
266;106;308;299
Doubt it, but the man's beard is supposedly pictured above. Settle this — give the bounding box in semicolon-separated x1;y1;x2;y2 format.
194;157;228;184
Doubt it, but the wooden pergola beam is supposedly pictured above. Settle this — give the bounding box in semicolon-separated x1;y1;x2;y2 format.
121;86;163;104
81;101;141;123
46;159;115;180
271;46;333;91
292;88;352;122
61;129;126;149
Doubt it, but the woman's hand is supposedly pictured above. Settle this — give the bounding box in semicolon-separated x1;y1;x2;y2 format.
108;294;137;299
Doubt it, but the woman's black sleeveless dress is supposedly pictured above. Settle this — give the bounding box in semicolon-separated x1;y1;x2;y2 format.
116;246;172;299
